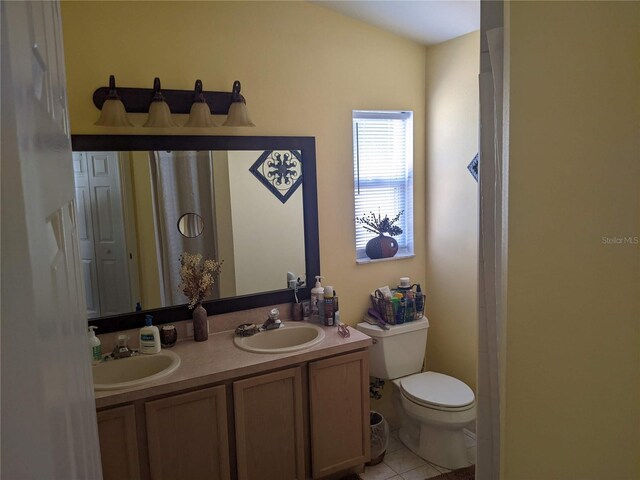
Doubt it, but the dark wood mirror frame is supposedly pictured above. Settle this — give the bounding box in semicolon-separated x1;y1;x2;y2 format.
72;135;319;334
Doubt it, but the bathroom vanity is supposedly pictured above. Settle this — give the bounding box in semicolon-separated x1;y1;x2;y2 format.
94;324;372;480
75;134;369;478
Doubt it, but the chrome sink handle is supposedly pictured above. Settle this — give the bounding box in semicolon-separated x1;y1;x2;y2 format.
110;334;138;360
260;308;283;331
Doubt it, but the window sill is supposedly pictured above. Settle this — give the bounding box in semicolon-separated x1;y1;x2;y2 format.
356;252;415;265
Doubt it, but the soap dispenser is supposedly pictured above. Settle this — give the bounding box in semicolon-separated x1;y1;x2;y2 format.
139;315;161;354
310;275;324;318
88;326;102;363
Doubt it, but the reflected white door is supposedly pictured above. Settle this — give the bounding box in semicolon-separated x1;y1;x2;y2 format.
1;1;102;478
76;151;132;316
73;152;101;318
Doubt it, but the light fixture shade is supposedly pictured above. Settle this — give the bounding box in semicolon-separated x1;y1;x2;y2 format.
184;80;218;127
95;98;134;126
184;102;218;127
223;101;255;127
143;77;178;127
95;75;133;126
223;80;255;127
143;100;178;127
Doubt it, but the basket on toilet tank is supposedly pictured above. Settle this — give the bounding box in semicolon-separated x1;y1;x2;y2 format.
357;317;429;379
370;288;423;325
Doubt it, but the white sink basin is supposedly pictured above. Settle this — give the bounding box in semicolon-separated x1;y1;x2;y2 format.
234;322;325;354
93;350;180;391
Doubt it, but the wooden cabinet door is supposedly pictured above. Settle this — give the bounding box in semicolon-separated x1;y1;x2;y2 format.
97;405;141;480
145;386;230;480
309;350;370;478
233;367;305;480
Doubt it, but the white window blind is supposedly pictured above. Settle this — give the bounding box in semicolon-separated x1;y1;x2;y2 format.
353;110;413;260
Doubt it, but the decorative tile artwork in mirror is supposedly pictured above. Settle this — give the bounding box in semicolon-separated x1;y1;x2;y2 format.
249;150;303;203
468;153;479;182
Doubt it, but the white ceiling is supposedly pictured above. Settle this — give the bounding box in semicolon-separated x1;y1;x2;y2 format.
311;0;480;46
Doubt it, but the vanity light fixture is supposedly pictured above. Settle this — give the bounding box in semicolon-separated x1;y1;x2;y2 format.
222;81;255;127
94;75;133;127
143;78;178;128
184;80;218;128
92;76;254;127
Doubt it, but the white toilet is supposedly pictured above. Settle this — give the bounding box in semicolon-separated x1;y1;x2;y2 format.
356;317;475;469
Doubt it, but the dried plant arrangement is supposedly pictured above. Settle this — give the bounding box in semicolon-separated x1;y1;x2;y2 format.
356;210;404;237
178;252;223;309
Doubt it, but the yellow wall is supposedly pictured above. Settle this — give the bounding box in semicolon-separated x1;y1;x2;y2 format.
369;31;480;427
61;0;427;325
226;151;305;295
503;2;640;478
212;151;237;298
424;31;479;391
129;151;161;308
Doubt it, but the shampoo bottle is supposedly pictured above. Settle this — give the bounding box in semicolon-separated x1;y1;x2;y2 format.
140;315;161;354
310;276;324;318
88;326;102;363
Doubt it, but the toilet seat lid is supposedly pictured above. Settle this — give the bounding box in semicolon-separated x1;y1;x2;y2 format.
400;372;475;409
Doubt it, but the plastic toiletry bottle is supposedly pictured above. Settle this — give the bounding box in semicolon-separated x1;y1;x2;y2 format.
396;298;406;324
405;291;415;322
414;284;424;318
310;276;324;319
323;286;334;326
398;276;411;290
88;326;102;363
139;314;161;354
390;297;400;323
333;290;340;325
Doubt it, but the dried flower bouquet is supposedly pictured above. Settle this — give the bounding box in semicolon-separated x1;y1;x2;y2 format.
178;252;223;309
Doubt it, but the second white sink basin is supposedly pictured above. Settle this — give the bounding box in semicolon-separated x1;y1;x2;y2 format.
93;350;180;391
234;322;325;354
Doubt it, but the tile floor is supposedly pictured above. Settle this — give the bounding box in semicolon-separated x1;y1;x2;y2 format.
361;428;476;480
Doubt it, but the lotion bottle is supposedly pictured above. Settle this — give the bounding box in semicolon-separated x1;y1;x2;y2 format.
139;315;161;354
310;276;324;318
88;326;102;363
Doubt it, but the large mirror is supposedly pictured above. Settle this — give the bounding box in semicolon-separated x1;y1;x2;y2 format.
72;135;319;333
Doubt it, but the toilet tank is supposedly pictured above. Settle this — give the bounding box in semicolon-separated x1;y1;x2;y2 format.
356;317;429;380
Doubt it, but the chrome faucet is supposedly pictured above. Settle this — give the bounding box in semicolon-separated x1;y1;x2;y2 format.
110;334;136;360
260;308;283;331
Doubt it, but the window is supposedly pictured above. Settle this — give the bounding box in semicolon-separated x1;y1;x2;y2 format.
353;110;414;262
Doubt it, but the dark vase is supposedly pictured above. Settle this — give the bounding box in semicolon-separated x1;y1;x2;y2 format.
365;234;399;259
192;303;208;342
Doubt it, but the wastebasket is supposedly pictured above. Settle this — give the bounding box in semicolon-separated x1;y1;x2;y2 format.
366;410;389;466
